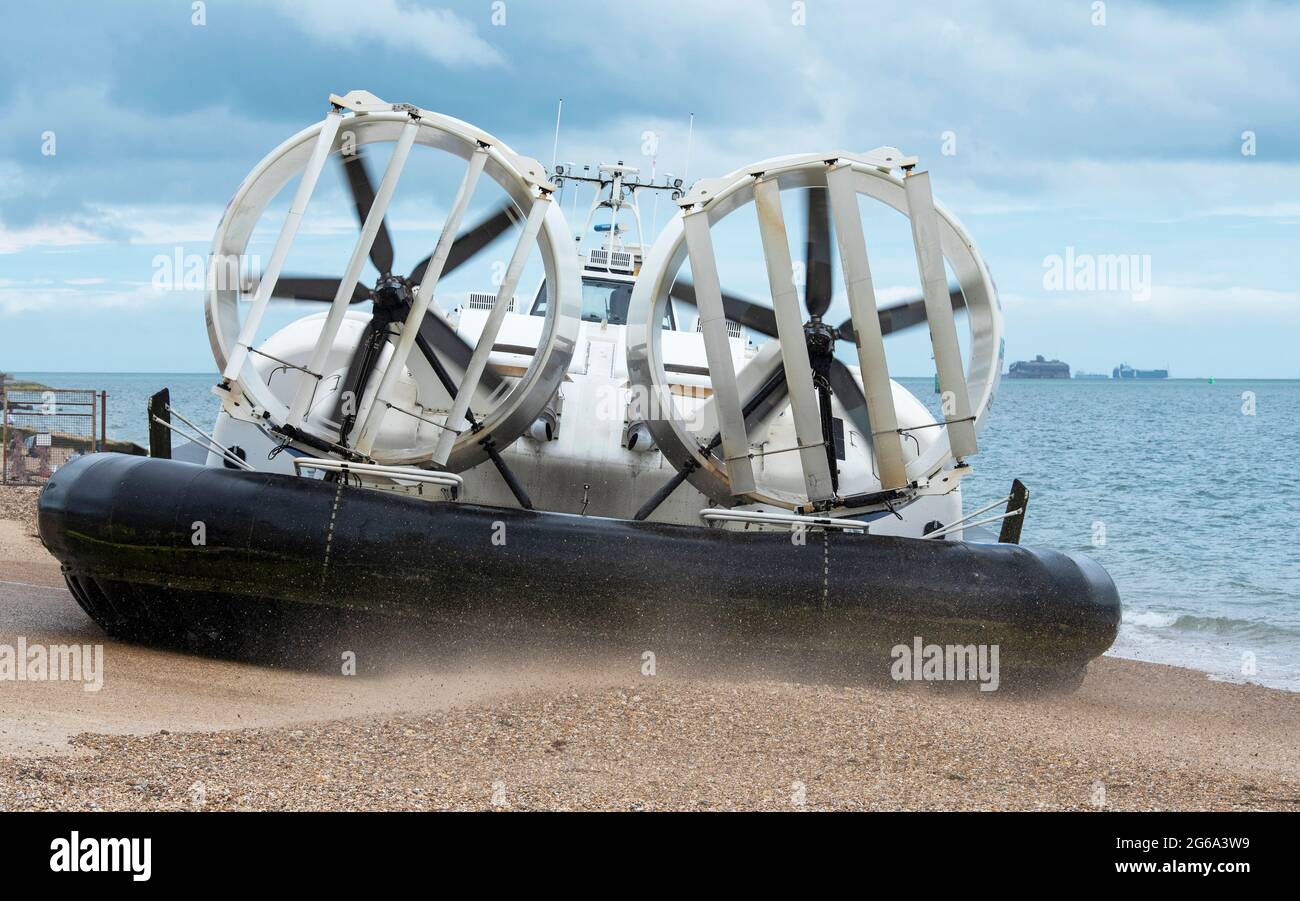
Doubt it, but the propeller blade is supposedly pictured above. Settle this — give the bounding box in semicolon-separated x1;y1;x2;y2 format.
669;281;779;338
708;357;872;470
737;359;876;482
742;362;789;433
331;312;390;442
341;150;396;275
415;309;505;395
804;188;833;318
699;357;788;456
268;276;371;304
330;304;504;444
837;286;966;341
409;203;517;286
828;358;874;447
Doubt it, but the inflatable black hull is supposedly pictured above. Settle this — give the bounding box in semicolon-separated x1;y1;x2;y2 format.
37;453;1120;689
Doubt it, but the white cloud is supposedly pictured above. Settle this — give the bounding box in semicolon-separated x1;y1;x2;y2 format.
84;203;224;246
1001;284;1300;322
1204;201;1300;220
0;282;193;316
3;203;230;253
0;222;105;254
273;0;504;68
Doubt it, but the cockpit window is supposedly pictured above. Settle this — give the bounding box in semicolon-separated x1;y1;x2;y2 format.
581;278;633;324
530;278;675;329
530;281;548;317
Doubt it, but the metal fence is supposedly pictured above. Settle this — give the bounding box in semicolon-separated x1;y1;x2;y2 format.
1;384;105;487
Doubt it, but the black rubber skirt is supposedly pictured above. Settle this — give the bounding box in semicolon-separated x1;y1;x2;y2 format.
37;453;1120;688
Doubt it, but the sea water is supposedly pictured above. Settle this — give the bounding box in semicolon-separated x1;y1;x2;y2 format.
15;371;1300;691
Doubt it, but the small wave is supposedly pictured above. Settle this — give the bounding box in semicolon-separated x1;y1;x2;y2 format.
1169;613;1300;642
1123;610;1177;627
1123;609;1299;643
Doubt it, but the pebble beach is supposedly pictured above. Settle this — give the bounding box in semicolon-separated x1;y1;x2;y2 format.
1;489;1295;811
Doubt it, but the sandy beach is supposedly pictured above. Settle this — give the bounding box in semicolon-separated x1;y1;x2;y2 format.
1;490;1295;811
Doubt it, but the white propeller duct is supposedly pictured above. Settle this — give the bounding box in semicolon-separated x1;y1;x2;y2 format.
205;91;583;472
625;147;1003;511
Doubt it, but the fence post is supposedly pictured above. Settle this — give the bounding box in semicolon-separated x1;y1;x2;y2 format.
100;391;107;453
147;389;170;459
1;377;7;485
998;478;1030;545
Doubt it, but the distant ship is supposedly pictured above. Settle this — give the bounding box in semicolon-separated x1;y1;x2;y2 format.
1113;362;1168;380
1007;355;1070;379
1073;371;1110;380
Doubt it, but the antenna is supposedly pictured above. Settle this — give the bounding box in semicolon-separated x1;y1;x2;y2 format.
569;164;580;222
552;163;684;258
683;112;695;184
550;98;563;173
648;148;659;237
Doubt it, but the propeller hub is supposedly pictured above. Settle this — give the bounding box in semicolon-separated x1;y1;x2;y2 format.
804;319;838;359
372;274;413;309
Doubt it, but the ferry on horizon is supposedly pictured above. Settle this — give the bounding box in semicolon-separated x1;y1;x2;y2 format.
1007;355;1070;379
1113;362;1169;380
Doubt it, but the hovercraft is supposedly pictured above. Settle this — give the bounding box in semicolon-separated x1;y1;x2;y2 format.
39;453;1118;688
37;91;1121;689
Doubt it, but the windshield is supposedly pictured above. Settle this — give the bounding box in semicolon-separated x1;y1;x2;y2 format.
531;278;675;329
581;278;633;324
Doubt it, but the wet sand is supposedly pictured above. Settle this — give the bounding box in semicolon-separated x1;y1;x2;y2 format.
1;499;1296;811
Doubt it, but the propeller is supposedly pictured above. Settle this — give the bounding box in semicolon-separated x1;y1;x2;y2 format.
409;204;516;286
840;288;966;342
248;147;519;441
667;280;777;337
672;278;965;344
803;187;833;318
269;277;371;304
341;150;395;275
669;186;967;490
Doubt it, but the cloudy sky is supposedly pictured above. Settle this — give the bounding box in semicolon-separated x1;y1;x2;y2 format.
1;0;1296;377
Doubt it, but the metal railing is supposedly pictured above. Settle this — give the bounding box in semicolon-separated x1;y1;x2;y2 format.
1;380;107;487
